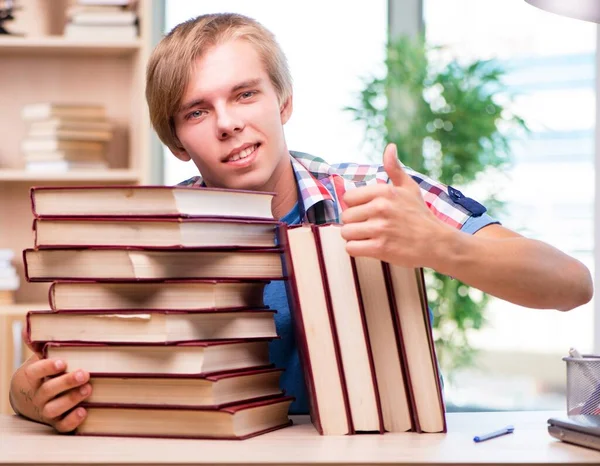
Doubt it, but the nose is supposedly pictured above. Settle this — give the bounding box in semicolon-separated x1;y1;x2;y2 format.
215;105;244;140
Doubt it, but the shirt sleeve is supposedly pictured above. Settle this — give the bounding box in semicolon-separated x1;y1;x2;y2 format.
460;212;500;235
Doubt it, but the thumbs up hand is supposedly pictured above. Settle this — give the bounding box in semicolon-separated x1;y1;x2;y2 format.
341;143;453;268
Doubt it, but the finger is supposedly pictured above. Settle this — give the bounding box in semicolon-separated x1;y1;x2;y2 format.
53;407;87;434
341;203;373;224
341;221;382;242
23;359;67;389
345;239;382;259
382;144;421;195
343;183;393;208
42;384;92;422
36;369;90;406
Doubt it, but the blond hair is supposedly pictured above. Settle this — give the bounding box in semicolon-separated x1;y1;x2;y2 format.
146;13;293;152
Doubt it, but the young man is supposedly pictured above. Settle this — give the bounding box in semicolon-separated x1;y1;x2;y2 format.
9;13;593;431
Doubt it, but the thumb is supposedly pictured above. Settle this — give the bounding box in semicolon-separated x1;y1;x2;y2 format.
383;143;411;187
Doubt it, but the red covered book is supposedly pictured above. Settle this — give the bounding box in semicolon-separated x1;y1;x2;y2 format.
48;279;269;311
30;185;275;220
42;340;274;376
33;217;280;249
77;395;294;440
23;247;284;282
87;367;285;408
27;308;277;344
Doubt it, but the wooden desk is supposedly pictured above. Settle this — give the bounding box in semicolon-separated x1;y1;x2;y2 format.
1;410;599;465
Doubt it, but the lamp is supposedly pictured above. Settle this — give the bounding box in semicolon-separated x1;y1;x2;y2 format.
525;0;600;24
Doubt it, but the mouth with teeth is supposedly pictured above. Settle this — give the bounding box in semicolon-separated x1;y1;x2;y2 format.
225;143;260;165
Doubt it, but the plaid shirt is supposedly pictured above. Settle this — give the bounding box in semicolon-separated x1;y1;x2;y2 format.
178;151;487;229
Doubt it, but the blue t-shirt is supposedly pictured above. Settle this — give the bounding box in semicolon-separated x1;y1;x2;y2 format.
264;202;308;414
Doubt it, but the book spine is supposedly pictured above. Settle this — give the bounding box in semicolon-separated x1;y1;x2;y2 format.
311;225;354;434
381;261;420;433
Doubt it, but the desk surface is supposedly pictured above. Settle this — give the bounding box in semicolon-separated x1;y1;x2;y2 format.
1;410;599;465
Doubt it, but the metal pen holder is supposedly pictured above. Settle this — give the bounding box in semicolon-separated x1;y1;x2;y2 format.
564;355;600;416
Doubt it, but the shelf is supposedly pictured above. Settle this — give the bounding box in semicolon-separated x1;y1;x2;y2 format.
0;169;141;182
0;303;39;315
0;36;141;56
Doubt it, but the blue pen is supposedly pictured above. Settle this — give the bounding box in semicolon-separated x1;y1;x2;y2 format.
473;425;514;443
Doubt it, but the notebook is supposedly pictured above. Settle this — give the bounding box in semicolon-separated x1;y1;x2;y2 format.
548;415;600;451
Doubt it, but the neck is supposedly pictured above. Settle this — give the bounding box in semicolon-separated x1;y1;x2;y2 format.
267;152;298;219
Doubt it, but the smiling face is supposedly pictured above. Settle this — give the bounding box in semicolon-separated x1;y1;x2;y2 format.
173;39;293;193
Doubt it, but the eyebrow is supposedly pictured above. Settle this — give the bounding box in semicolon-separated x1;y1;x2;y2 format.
178;78;263;114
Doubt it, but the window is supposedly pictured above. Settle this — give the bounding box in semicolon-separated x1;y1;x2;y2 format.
163;0;388;185
424;0;595;410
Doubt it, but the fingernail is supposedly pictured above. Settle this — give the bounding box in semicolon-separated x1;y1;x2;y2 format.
75;371;85;383
54;360;65;370
79;385;89;396
77;408;86;418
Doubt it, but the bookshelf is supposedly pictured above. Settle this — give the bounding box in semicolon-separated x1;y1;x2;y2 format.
0;1;157;414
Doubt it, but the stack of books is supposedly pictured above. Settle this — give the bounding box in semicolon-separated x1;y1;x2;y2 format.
22;185;293;439
64;0;138;41
21;103;112;172
282;224;446;435
0;249;19;305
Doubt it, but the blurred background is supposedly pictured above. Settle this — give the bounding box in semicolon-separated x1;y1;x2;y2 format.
0;0;596;414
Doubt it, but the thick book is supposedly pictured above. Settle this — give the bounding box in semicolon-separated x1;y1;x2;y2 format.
48;280;267;311
77;396;294;440
33;217;279;249
26;128;113;141
353;256;412;432
30;186;275;220
27;118;113;133
27;309;277;344
279;224;352;436
384;264;447;433
23;247;284;282
313;225;383;433
42;340;273;376
21;103;106;121
21;139;105;153
87;368;284;408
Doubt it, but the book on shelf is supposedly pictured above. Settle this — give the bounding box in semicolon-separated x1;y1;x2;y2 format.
26;128;113;141
21;104;106;122
280;224;352;436
64;23;137;40
385;264;446;433
28;118;113;133
33;217;279;249
23;150;106;163
87;367;284;408
27;308;278;344
21;139;105;153
48;280;268;311
42;340;273;376
69;10;137;26
76;396;294;440
23;247;284;281
30;186;275;219
312;224;382;433
25;161;109;172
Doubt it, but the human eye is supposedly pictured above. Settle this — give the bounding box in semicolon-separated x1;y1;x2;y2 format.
239;90;257;100
185;109;206;121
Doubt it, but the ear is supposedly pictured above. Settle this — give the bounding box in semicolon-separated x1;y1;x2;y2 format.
280;94;293;125
171;146;192;162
